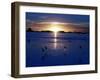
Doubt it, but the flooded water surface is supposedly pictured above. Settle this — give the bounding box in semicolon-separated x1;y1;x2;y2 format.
26;32;89;67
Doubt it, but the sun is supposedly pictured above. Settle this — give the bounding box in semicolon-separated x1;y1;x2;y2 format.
46;22;64;37
49;22;62;32
49;26;61;33
49;26;61;38
48;22;63;37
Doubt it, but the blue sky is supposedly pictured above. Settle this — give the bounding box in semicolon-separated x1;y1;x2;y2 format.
26;12;89;24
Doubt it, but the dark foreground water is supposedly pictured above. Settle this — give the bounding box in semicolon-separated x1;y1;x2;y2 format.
26;32;89;67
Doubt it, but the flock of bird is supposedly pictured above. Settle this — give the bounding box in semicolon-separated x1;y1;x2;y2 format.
27;39;83;60
40;45;82;60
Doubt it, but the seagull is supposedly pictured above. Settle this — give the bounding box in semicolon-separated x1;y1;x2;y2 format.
63;46;67;55
41;46;48;60
79;45;82;49
64;46;67;51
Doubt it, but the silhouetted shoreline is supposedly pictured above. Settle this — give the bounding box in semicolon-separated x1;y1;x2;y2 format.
26;28;89;34
26;30;89;34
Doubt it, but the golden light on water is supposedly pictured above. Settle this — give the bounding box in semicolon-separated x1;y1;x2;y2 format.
50;27;58;49
48;22;62;49
54;32;57;37
49;26;60;38
54;38;57;49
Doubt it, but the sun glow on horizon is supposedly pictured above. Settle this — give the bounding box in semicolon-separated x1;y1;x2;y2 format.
49;22;63;33
49;26;61;33
49;26;62;38
48;22;62;49
47;22;63;41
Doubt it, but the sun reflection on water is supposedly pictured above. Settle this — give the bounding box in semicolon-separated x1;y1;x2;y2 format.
54;32;57;49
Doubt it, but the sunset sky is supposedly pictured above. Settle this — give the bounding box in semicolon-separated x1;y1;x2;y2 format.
26;12;89;32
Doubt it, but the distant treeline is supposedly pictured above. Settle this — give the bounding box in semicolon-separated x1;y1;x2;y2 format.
26;28;89;34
